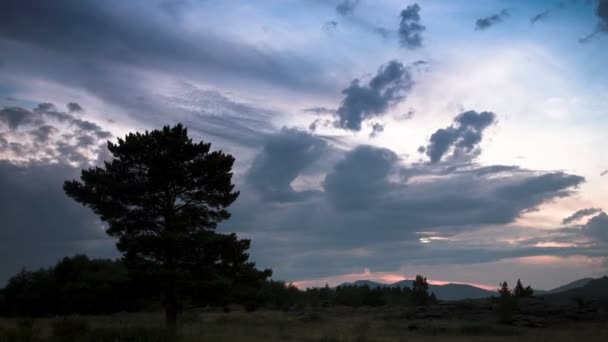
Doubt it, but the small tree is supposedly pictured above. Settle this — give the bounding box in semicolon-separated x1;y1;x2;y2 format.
514;279;534;298
497;281;511;298
412;275;430;305
513;279;524;297
64;124;270;332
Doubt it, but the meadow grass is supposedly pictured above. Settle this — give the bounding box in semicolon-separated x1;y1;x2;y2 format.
0;309;606;341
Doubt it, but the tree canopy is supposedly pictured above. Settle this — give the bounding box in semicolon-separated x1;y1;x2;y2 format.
64;124;270;330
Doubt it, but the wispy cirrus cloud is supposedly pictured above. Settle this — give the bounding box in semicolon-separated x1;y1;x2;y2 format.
475;9;510;30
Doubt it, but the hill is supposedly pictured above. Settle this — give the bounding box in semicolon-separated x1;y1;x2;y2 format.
543;276;608;302
338;277;603;301
545;277;594;294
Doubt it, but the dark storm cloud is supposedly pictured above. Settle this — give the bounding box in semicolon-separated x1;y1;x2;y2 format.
582;212;608;242
0;105;118;284
0;101;118;284
579;0;608;42
398;4;425;49
29;125;59;143
67;102;84;113
324;145;398;210
224;106;590;280
475;9;510;30
562;208;603;224
425;110;496;163
598;0;608;29
0;160;116;284
233;145;586;280
245;128;328;202
0;107;42;129
336;0;360;16
335;60;414;131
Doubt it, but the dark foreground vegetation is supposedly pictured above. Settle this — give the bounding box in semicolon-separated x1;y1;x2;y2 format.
0;308;607;342
0;255;441;316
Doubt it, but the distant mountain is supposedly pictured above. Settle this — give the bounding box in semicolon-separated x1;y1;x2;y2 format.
338;279;496;301
545;278;594;294
544;276;608;301
393;281;496;301
350;280;386;288
338;277;605;301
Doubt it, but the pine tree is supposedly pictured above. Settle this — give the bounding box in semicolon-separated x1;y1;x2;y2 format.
412;275;430;305
514;279;525;297
64;124;271;332
498;281;511;298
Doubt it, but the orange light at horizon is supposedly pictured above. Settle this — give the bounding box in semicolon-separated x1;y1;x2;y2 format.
291;271;496;291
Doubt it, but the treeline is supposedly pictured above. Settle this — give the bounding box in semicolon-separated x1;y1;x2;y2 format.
0;256;440;317
259;276;437;310
0;255;266;317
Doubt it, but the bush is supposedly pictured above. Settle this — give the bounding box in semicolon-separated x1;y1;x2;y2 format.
0;319;41;342
88;326;173;342
52;318;90;342
496;296;518;324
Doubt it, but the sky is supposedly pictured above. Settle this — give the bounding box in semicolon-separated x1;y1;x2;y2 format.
0;0;607;290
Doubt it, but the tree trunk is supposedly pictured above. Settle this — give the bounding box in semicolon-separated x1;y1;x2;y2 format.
165;276;178;335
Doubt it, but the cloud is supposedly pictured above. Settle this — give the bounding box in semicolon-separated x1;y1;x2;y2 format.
67;102;84;113
579;0;608;42
324;145;398;210
245;128;328;202
303;107;338;115
0;103;111;166
322;20;339;34
163;83;278;147
0;105;117;283
0;107;42;129
531;9;551;24
598;0;608;30
0;0;331;113
530;1;569;25
224;108;588;280
582;212;608;243
336;0;360;16
335;60;415;131
398;4;425;49
562;208;604;225
475;9;510;30
233;141;585;280
0;160;116;285
425;110;496;163
369;123;384;138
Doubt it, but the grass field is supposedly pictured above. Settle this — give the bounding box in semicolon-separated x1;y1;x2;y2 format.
1;309;607;341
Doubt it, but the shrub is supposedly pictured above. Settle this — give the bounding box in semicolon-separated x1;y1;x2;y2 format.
52;317;90;342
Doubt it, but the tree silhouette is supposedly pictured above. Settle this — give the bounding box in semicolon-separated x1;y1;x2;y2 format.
412;275;430;305
64;124;270;332
513;279;534;298
498;281;511;298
